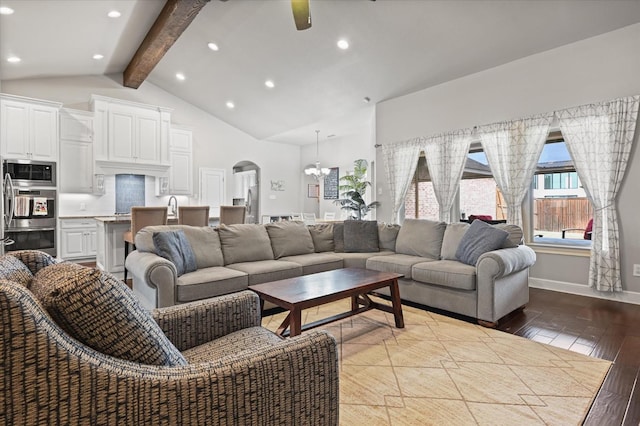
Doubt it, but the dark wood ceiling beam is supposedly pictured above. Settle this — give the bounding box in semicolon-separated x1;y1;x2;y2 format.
123;0;210;89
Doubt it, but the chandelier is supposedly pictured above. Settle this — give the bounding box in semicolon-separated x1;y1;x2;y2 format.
304;130;330;180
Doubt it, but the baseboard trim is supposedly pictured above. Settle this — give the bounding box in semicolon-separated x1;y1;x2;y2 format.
529;277;640;305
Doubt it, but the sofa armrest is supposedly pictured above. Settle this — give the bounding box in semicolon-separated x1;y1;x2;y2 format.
125;251;177;308
152;290;262;351
476;245;536;278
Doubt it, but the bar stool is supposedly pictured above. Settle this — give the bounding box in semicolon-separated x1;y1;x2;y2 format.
123;207;168;283
178;206;210;226
219;206;246;225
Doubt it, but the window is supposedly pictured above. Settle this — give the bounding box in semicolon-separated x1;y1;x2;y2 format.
404;156;439;220
529;133;592;246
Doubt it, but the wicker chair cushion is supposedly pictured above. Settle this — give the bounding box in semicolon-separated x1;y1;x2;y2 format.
0;254;34;287
31;262;187;366
6;250;59;275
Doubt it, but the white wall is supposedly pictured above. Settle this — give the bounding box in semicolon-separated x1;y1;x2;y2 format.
1;74;303;217
375;24;640;301
299;112;377;220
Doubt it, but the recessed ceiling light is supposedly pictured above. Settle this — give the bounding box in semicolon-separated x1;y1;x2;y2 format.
93;54;104;60
226;101;235;109
7;56;21;63
207;42;219;51
337;39;349;50
265;80;275;89
0;6;14;15
107;10;121;18
176;73;186;81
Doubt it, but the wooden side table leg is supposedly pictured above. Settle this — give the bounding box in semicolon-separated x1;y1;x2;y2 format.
389;279;405;328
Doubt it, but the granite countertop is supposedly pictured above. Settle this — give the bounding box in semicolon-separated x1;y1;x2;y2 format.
60;215;218;223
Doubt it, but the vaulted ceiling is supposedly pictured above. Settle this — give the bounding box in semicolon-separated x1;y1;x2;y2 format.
2;0;640;145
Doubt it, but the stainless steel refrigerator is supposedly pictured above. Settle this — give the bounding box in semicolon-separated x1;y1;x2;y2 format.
245;185;259;224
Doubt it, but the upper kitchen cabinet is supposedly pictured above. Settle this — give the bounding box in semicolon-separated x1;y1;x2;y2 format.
169;126;193;195
90;95;172;168
59;108;96;193
0;94;62;161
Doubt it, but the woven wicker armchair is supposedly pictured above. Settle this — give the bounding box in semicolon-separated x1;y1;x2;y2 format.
0;251;339;425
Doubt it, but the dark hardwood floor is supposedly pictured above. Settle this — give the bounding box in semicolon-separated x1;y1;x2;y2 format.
498;288;640;426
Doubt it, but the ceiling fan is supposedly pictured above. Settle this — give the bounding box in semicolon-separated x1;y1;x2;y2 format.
291;0;312;30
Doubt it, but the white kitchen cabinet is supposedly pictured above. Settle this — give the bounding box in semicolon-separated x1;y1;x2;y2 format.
59;109;96;193
59;219;97;260
168;127;192;195
90;95;171;167
0;94;61;161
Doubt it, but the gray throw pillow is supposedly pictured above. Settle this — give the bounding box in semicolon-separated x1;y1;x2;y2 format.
153;230;197;276
333;223;345;253
344;220;379;253
31;262;187;366
395;219;447;259
455;219;509;266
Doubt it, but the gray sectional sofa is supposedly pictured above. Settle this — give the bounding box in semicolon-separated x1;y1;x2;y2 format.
126;219;536;326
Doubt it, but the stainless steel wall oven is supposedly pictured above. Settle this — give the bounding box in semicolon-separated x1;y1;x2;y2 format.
3;171;57;256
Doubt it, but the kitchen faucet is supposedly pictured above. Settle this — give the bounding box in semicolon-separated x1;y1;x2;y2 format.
168;196;178;216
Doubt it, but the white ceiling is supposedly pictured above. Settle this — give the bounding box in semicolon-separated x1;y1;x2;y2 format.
2;0;640;145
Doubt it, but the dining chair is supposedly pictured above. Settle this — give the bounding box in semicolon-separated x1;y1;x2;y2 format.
219;205;246;225
323;212;336;220
178;206;210;226
302;212;316;225
123;207;168;282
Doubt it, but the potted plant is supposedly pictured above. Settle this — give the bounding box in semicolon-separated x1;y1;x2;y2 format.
334;159;380;220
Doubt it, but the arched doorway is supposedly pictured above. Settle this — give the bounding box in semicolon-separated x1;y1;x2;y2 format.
232;161;260;224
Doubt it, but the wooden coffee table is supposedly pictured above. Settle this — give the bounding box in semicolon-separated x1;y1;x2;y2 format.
249;268;404;337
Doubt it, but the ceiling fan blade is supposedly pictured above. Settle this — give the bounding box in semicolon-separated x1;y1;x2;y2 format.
291;0;311;30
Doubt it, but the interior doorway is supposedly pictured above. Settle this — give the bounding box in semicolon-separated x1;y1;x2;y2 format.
233;161;260;224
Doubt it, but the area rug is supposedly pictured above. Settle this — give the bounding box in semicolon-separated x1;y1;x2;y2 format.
262;298;611;425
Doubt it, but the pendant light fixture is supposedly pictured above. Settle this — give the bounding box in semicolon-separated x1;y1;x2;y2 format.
304;130;330;180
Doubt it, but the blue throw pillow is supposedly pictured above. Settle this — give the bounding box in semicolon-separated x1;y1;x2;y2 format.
455;220;509;266
153;230;197;276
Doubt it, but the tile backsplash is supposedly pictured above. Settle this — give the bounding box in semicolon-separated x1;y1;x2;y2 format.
115;174;145;214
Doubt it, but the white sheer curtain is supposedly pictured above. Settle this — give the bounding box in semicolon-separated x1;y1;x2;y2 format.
382;138;422;223
422;129;472;222
557;95;639;292
478;114;553;228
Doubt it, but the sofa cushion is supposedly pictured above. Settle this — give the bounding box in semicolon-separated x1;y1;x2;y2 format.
0;254;34;287
395;219;446;259
218;224;275;265
226;260;302;285
366;254;434;280
153;230;197;276
308;223;335;252
456;220;509;266
31;262;187;366
176;266;249;303
265;221;315;259
136;225;224;268
412;260;477;291
333;223;345;253
334;250;395;269
280;253;343;275
344;220;379;253
494;224;524;248
378;223;401;251
440;222;470;260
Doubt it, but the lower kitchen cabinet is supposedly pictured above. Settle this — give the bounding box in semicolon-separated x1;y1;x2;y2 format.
59;219;97;260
